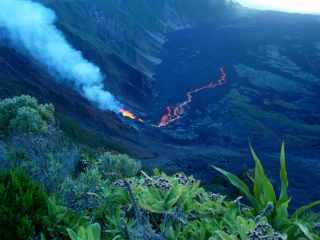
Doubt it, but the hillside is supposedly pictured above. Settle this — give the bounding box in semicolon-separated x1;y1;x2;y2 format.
0;0;319;212
0;0;230;157
0;95;319;240
1;1;320;239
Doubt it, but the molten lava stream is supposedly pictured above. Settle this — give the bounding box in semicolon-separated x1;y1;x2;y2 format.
158;67;227;127
119;108;144;123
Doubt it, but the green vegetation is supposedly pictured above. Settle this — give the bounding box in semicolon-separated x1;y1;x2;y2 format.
67;223;101;240
0;96;319;240
0;168;48;240
42;198;89;240
97;152;141;178
214;143;320;239
0;95;54;135
57;114;110;148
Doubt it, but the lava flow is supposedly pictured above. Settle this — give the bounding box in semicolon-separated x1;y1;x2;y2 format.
158;67;227;127
119;108;144;123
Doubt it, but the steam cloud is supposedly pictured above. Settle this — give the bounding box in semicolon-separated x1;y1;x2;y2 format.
0;0;121;112
236;0;320;14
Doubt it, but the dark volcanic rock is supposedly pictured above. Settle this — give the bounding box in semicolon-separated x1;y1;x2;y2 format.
150;10;320;207
0;2;320;208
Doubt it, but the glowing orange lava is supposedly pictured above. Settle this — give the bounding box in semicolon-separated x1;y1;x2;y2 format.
119;108;144;123
158;67;227;127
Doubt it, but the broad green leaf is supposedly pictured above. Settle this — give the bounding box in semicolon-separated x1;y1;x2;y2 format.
295;221;315;240
259;178;277;210
250;145;264;200
278;142;289;205
285;224;300;240
236;217;255;239
78;226;86;239
88;223;101;240
40;233;46;240
165;226;176;239
67;229;78;240
47;198;56;216
273;199;290;229
292;200;320;219
250;145;277;208
213;166;256;208
165;184;182;207
214;231;237;240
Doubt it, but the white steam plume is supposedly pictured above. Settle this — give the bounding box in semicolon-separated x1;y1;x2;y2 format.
0;0;122;112
236;0;320;14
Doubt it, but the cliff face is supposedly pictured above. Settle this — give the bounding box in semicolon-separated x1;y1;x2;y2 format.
0;0;228;110
36;0;228;109
2;1;319;207
0;0;228;158
148;10;320;208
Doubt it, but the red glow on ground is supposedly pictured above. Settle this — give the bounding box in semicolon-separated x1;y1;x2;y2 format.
158;67;227;127
119;108;144;123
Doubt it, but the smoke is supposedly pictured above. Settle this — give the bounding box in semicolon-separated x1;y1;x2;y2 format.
236;0;320;14
0;0;122;112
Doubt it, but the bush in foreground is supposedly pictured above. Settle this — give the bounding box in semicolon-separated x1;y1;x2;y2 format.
0;95;54;135
0;96;319;240
0;168;48;240
1;159;319;240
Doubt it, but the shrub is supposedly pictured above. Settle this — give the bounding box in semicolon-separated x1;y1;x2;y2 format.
97;152;141;178
100;172;281;240
59;167;108;211
6;127;80;193
93;186;130;240
42;198;89;240
0;95;54;135
214;143;320;239
0;97;79;193
0;168;48;240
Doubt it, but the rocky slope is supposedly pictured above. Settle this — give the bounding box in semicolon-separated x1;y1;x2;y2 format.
0;2;319;207
148;10;320;207
0;0;229;156
38;0;229;108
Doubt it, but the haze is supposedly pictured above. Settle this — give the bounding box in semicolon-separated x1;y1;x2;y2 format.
237;0;320;14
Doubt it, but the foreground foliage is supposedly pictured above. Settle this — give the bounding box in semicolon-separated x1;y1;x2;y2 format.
67;223;101;240
0;96;319;240
0;169;48;240
214;143;320;240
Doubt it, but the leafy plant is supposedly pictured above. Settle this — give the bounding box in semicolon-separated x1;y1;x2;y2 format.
97;152;141;178
136;182;184;214
42;198;89;240
0;95;54;135
67;223;101;240
5;127;80;193
213;143;320;239
93;187;130;240
126;172;261;239
132;172;198;214
59;166;108;211
0;168;48;240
